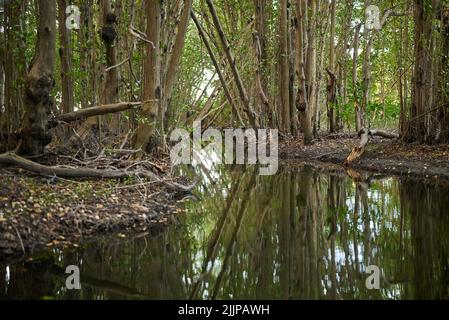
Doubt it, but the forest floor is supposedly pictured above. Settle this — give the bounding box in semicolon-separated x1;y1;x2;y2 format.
0;154;191;259
281;133;449;180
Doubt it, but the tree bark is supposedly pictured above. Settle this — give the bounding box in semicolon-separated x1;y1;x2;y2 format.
254;0;270;127
404;0;435;142
17;0;56;155
163;0;193;127
57;0;75;114
279;0;291;134
295;0;313;145
101;0;120;131
100;0;119;105
352;24;362;131
133;0;162;153
305;0;317;128
2;1;27;135
327;0;337;133
50;102;144;125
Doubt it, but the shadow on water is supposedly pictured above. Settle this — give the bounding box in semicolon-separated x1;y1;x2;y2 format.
1;160;449;300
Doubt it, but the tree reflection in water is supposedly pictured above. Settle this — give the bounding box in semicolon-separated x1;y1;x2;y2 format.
1;164;449;300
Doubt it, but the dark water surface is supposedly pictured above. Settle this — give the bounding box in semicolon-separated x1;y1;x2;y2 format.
1;162;449;300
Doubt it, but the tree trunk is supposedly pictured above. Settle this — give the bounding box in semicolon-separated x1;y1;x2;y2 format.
254;0;270;127
0;54;4;129
100;0;119;105
133;0;161;153
163;0;193;129
327;0;337;133
352;24;362;131
57;0;74;114
17;0;56;155
305;0;317;129
2;1;27;136
295;0;313;145
404;0;436;142
101;0;120;131
279;0;291;134
360;34;372;130
440;5;449;141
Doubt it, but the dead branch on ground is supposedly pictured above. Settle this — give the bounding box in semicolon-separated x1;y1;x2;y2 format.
344;128;399;165
0;152;198;192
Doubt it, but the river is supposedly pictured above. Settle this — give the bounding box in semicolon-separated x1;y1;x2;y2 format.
1;161;448;300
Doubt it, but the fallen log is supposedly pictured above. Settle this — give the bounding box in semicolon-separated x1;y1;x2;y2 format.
47;101;149;128
0;152;198;192
344;128;399;165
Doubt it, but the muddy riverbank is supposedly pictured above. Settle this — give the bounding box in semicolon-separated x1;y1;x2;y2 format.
0;157;191;259
281;134;449;180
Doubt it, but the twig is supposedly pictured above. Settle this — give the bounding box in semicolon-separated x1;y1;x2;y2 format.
129;26;155;48
9;221;26;255
105;57;130;72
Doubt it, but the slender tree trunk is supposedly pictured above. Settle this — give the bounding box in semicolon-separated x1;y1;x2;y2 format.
305;0;317;128
100;0;119;105
295;0;313;145
57;0;74;114
17;0;56;155
0;7;4;132
279;0;291;134
163;0;193;129
403;0;410;134
2;1;27;136
133;0;161;153
327;0;337;133
398;20;405;134
0;53;4;129
353;24;362;131
336;1;353;131
101;0;120;132
440;5;449;141
288;2;297;135
254;0;270;127
360;34;372;130
76;0;91;109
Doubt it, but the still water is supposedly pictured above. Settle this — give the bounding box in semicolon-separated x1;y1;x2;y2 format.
1;162;449;300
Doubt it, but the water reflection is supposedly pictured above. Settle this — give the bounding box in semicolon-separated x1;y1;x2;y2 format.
1;163;449;300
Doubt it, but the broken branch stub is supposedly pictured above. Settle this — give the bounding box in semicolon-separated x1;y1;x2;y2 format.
344;128;399;165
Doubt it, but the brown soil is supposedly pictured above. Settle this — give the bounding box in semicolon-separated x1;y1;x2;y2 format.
281;133;449;180
0;156;191;260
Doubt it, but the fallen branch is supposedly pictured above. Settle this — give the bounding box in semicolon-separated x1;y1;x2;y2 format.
0;152;198;192
48;102;146;127
344;128;399;165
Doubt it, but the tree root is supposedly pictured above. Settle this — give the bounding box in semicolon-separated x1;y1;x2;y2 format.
0;152;198;192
